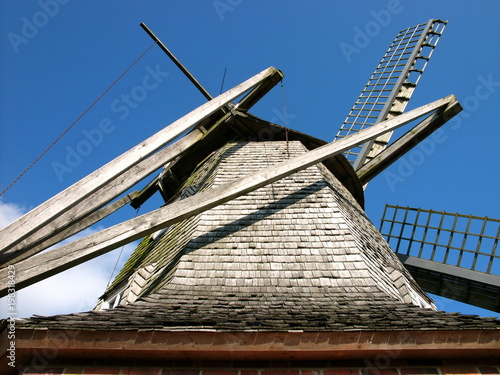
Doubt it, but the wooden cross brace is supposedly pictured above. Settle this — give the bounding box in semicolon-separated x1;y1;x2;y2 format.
0;67;284;265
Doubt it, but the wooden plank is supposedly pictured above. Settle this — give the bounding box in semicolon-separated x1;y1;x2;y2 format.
357;100;462;184
1;68;280;264
0;95;456;296
2;192;139;266
234;70;284;112
0;119;211;266
0;67;279;254
397;254;500;288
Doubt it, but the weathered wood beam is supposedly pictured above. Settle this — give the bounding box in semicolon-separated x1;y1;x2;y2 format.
0;67;279;255
0;95;457;296
234;70;284;112
357;100;462;185
1;68;281;265
0;113;229;267
3;191;139;266
128;111;233;209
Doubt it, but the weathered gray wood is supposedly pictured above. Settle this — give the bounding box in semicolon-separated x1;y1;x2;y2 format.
357;100;462;184
0;122;210;266
0;67;279;254
3;83;279;263
1;69;280;264
234;70;284;112
0;95;456;297
2;191;139;266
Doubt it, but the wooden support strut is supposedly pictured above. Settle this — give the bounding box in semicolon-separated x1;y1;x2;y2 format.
4;192;139;266
0;67;280;257
0;95;457;296
0;70;283;267
357;100;463;185
0;115;224;267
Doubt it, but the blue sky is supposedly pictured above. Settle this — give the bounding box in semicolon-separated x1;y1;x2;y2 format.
0;1;498;318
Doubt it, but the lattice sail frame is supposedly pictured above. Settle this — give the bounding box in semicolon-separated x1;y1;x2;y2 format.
334;19;447;170
380;205;500;276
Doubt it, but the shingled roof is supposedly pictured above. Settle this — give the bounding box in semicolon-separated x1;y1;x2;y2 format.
16;139;499;332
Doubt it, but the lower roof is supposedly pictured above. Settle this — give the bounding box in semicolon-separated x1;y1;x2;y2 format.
14;293;499;332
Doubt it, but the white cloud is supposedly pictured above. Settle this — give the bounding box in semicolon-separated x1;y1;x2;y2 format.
0;200;25;229
0;200;135;318
4;244;135;318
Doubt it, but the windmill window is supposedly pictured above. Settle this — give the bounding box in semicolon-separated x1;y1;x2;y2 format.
100;285;127;310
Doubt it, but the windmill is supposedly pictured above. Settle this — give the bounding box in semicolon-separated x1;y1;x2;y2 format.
335;19;448;171
1;18;499;372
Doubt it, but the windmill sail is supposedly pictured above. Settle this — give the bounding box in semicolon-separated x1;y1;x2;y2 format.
334;19;447;171
380;204;500;312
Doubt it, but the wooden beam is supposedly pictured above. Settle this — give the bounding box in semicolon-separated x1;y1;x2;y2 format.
0;95;456;296
4;329;499;370
0;127;206;265
1;68;281;265
0;67;279;255
0;114;226;266
2;192;139;266
234;70;284;112
357;100;462;184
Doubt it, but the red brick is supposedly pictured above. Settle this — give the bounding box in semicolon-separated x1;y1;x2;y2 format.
479;368;500;375
302;371;322;375
128;369;162;375
241;371;259;375
361;370;398;375
261;371;299;375
164;371;200;375
401;369;440;375
23;368;66;375
440;368;480;375
324;370;360;375
202;371;238;375
83;369;121;375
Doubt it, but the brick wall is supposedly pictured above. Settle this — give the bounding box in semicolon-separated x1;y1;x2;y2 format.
19;359;500;375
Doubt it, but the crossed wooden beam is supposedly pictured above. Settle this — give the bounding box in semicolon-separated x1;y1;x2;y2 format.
0;66;462;297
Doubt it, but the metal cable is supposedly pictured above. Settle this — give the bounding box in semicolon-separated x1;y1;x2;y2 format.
0;43;155;197
105;206;141;290
281;80;290;158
